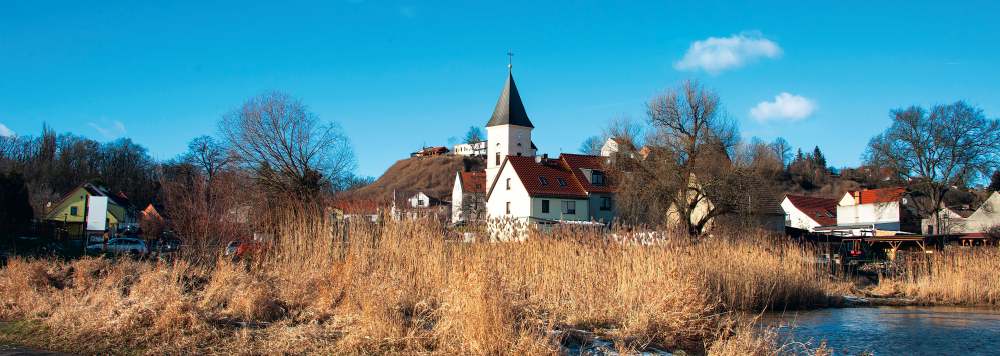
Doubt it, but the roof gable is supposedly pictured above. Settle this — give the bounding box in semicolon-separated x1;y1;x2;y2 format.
486;72;534;128
459;171;487;193
785;195;838;226
487;156;588;200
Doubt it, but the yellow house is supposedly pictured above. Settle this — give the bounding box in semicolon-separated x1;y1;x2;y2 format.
44;183;137;238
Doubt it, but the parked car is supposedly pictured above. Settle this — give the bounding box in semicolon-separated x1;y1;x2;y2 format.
87;238;149;256
151;238;183;253
224;239;267;260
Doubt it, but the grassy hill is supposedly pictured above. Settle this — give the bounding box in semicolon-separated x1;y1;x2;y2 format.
346;155;485;202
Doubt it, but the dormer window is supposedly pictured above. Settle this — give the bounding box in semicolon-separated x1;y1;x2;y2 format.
557;178;567;187
591;171;606;186
539;177;548;186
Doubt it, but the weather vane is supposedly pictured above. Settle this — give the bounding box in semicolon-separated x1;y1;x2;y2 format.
507;50;514;70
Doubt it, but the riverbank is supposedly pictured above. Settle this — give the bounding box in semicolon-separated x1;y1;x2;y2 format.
0;220;832;355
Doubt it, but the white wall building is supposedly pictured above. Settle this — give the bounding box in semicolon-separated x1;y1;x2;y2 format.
781;195;838;232
453;140;487;157
451;171;486;223
921;191;1000;235
817;187;920;236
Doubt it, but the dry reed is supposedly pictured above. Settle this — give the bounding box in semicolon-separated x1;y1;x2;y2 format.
0;217;833;355
877;247;1000;306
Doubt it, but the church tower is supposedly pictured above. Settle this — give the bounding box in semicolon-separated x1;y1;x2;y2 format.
485;65;535;190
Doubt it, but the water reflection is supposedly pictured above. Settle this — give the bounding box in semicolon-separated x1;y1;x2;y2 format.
764;307;1000;355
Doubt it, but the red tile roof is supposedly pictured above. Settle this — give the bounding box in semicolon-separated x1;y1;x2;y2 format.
459;171;486;193
785;195;838;226
853;187;905;204
559;153;616;194
490;156;588;199
331;199;386;214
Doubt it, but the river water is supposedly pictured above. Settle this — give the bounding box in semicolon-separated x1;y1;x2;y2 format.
765;306;1000;355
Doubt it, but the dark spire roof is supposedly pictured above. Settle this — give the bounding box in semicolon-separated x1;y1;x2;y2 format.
486;71;534;128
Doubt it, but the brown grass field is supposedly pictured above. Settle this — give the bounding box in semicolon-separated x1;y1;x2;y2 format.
0;218;850;355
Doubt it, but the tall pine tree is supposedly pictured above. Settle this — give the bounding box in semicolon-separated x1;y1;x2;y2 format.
812;146;827;171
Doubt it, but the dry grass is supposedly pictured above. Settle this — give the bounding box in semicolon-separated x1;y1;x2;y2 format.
876;248;1000;306
0;218;832;355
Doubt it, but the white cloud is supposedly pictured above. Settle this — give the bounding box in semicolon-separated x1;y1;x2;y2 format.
674;32;782;74
88;119;127;139
0;123;14;137
750;93;816;122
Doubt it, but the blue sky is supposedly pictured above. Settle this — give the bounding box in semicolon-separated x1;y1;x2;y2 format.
1;1;998;177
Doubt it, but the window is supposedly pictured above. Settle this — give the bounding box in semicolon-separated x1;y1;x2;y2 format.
506;202;511;214
591;171;605;186
506;178;511;190
557;178;567;187
516;152;521;156
542;200;550;213
70;206;79;216
562;201;576;215
600;197;612;211
495;152;501;165
539;177;548;186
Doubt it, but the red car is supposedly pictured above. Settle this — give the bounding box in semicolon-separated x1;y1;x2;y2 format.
224;240;268;260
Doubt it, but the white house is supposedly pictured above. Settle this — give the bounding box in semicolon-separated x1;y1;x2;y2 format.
405;192;441;209
451;171;486;223
966;192;1000;232
453;140;487;157
922;191;1000;235
599;137;638;158
781;195;838;232
485;154;614;226
817;187;920;236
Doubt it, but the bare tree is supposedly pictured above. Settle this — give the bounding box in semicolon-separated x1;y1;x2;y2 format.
769;137;792;168
604;116;644;148
622;80;743;236
464;126;485;144
865;101;1000;231
579;136;603;155
182;135;233;182
220;91;357;198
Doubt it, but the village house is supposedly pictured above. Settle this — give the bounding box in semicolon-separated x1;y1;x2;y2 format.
815;187;921;236
782;195;838;233
664;174;785;234
330;199;384;223
410;146;450;158
922;191;1000;235
485;154;617;227
451;171;486;223
599;137;639;158
453;140;487;157
43;183;138;238
391;191;449;221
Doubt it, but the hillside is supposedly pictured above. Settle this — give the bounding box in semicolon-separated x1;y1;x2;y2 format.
346;155;485;202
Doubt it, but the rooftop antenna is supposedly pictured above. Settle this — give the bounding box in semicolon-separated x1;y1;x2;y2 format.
507;50;514;71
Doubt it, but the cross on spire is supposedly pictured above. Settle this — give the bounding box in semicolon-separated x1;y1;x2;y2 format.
507;50;514;71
